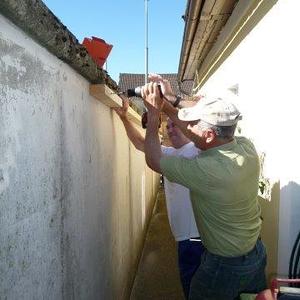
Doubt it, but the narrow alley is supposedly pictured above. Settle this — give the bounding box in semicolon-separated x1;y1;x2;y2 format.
130;186;185;300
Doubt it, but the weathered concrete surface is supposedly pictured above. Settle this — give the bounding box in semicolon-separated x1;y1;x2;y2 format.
0;14;159;299
0;0;118;90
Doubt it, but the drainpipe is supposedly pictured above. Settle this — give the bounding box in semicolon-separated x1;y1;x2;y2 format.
145;0;149;85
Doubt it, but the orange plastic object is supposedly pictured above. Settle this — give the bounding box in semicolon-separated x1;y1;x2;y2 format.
82;36;113;68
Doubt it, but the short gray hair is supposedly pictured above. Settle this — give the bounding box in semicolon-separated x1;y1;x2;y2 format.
197;120;237;139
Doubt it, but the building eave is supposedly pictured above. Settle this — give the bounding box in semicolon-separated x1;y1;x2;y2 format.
178;0;278;90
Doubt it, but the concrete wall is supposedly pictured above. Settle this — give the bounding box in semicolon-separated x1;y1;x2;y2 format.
0;15;159;300
201;0;300;278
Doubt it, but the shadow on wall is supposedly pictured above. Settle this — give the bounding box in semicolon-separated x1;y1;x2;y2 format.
278;181;300;276
259;181;280;283
281;181;300;230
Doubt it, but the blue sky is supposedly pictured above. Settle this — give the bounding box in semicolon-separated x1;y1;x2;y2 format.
42;0;187;83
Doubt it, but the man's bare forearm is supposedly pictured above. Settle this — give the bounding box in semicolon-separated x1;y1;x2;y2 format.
121;116;145;152
144;114;162;173
162;101;195;141
178;100;198;108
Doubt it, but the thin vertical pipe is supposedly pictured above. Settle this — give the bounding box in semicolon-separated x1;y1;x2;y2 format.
145;0;149;85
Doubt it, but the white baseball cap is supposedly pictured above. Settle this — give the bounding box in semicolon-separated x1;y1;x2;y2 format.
178;96;242;126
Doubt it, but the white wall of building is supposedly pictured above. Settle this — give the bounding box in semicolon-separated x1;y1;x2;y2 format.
202;0;300;277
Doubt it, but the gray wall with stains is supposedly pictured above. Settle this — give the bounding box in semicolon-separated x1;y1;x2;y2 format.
0;15;159;299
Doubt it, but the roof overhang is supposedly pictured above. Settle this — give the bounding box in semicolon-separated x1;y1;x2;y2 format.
178;0;278;91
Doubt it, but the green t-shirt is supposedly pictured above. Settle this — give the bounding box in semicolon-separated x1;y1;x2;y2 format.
160;136;262;257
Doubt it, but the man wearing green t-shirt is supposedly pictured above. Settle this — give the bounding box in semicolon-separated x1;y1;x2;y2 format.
140;75;267;300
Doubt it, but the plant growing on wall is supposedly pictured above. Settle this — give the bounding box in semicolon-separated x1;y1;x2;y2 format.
258;152;271;201
236;125;271;201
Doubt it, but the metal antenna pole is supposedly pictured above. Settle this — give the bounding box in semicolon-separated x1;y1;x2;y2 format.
145;0;149;85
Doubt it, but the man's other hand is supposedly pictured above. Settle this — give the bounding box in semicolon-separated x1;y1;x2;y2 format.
148;73;175;102
141;82;164;115
113;98;130;120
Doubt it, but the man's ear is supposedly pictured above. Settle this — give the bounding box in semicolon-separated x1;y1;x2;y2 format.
204;129;217;144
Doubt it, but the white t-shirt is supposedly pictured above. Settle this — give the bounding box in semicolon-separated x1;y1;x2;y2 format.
161;142;200;241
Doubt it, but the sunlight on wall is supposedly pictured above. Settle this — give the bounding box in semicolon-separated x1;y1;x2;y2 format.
202;0;300;276
141;171;146;229
202;0;300;185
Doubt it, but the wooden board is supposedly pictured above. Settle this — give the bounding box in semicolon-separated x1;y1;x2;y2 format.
90;84;141;126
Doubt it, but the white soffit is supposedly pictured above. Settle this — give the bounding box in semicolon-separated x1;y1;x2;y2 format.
194;0;278;91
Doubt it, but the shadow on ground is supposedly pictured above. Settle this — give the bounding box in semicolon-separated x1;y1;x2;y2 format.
130;187;185;300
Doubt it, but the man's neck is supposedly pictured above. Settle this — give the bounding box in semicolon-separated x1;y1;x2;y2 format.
205;137;234;150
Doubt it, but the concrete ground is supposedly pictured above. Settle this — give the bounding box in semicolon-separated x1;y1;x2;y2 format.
130;186;185;300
